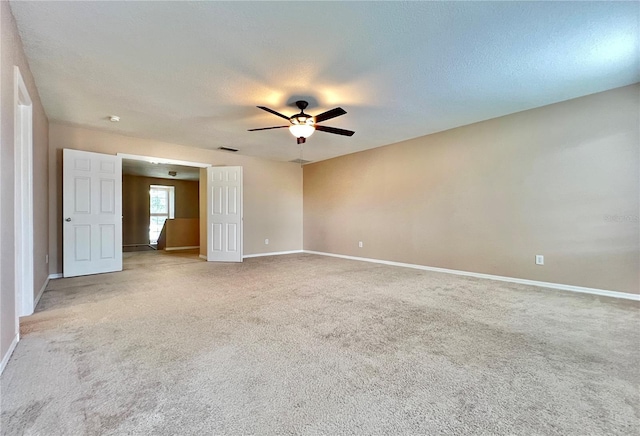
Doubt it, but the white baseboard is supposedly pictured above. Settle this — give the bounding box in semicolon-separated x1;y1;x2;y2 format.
199;254;207;260
165;246;199;251
243;250;303;259
303;251;640;301
0;334;19;375
48;273;62;279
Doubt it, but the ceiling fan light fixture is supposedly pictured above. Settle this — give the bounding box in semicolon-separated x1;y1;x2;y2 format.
289;123;315;138
250;100;354;142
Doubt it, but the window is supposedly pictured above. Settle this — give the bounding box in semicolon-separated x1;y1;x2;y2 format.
149;185;175;244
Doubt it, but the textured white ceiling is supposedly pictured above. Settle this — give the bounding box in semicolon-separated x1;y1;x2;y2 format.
10;1;639;163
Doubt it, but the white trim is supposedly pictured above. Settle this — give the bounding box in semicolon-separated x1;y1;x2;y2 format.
165;246;200;251
34;276;50;309
0;15;2;375
303;251;640;301
48;273;63;280
0;335;19;375
243;250;303;259
199;254;207;260
117;153;211;168
14;66;34;317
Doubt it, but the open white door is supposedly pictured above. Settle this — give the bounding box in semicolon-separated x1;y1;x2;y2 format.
207;166;243;262
63;149;122;277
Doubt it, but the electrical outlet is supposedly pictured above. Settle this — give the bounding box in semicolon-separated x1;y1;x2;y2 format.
264;238;269;245
45;254;49;264
358;241;363;248
535;255;544;265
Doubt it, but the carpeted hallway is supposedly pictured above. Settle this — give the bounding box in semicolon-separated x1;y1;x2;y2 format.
1;251;638;435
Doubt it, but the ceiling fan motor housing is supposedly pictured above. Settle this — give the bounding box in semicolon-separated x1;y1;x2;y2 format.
291;101;313;125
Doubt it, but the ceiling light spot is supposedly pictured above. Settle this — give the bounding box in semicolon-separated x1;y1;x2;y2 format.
109;115;120;122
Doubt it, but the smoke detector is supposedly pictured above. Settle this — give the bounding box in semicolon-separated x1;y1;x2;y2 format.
109;115;120;122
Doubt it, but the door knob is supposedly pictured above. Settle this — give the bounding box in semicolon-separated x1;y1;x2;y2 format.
65;218;71;222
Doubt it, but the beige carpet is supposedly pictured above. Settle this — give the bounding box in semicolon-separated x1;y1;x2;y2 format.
1;251;638;435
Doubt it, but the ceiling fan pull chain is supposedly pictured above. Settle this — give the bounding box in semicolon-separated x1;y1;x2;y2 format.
299;140;304;167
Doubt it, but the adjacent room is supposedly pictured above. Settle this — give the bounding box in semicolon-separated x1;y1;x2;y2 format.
121;158;201;254
1;1;638;435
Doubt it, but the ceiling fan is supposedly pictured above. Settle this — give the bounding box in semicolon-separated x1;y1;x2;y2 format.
248;100;355;144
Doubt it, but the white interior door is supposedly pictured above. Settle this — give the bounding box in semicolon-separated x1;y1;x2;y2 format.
207;166;243;262
63;149;122;277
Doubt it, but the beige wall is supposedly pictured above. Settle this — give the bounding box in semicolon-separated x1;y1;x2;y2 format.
304;85;640;294
49;123;303;273
165;219;200;249
123;175;199;245
1;2;49;365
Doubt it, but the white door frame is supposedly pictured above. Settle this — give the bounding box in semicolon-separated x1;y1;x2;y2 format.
116;153;211;169
14;66;34;317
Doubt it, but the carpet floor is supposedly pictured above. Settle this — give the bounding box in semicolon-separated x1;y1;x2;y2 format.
1;251;638;435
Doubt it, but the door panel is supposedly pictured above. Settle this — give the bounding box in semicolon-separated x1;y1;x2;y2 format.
100;179;115;213
63;149;122;277
74;225;91;261
74;177;91;213
100;225;116;259
207;166;243;262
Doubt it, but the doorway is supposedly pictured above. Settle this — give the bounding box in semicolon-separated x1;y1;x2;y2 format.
119;154;206;255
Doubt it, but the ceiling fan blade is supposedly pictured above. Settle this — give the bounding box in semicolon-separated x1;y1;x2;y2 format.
257;106;291;121
314;107;347;123
315;125;355;136
248;126;289;131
